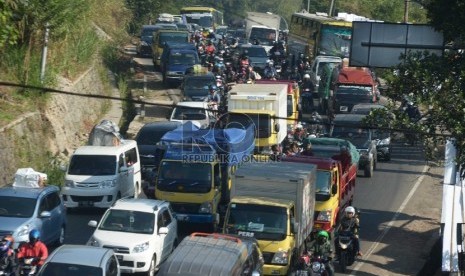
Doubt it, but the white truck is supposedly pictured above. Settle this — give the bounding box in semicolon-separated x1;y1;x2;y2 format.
223;162;317;275
245;12;281;52
227;83;287;154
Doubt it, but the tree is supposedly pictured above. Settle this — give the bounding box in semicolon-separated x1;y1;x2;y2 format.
381;0;465;164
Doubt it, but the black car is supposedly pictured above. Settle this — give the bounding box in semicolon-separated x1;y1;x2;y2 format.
351;103;393;161
330;113;378;177
135;121;182;197
180;72;216;101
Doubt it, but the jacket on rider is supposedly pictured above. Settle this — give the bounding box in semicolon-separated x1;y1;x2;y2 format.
17;241;48;266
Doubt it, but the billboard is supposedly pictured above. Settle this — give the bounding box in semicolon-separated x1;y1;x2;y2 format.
350;21;444;68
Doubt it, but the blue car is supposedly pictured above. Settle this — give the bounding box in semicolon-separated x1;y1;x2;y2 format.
0;185;67;248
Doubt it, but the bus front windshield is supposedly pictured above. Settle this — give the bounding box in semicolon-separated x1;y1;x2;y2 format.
185;15;213;28
157;161;212;193
319;25;352;58
249;28;277;45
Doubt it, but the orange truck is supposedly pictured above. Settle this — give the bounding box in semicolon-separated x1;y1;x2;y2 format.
282;138;359;236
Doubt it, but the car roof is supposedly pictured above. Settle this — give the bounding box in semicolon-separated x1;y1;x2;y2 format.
351;103;386;112
111;198;168;213
0;185;58;199
239;44;265;49
185;72;215;79
138;121;182;132
48;245;112;267
175;101;208;108
333;113;366;123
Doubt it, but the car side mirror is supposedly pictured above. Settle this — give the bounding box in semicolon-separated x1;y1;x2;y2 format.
119;167;128;173
39;211;51;218
158;227;169;235
59;164;67;172
88;220;98;228
331;184;337;195
292;222;299;234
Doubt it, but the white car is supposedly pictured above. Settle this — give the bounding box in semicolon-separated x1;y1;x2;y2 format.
169;101;215;128
36;244;120;276
87;198;178;276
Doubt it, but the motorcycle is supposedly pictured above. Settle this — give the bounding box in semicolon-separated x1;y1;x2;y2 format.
309;256;331;276
336;230;356;273
19;258;37;275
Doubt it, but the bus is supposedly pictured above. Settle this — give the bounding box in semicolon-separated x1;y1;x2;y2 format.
180;6;224;31
287;12;353;60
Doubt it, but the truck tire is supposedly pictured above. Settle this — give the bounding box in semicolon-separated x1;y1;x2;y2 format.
364;159;373;177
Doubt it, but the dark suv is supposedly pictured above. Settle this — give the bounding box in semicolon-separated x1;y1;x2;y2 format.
330;113;378;177
180;72;216;101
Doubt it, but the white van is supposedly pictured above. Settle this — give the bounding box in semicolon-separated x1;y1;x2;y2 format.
169;101;215;128
62;140;142;209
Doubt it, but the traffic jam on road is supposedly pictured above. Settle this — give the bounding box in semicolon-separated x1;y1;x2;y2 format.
0;6;432;276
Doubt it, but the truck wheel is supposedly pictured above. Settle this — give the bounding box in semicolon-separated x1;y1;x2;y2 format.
364;159;373;177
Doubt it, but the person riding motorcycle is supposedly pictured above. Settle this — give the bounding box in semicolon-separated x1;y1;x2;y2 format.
288;66;302;83
205;40;216;56
263;60;278;80
17;229;48;271
309;230;335;276
335;206;362;257
0;235;17;275
239;52;250;69
301;74;315;94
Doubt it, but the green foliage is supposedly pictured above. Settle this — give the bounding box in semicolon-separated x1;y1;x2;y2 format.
424;0;465;42
0;0;19;50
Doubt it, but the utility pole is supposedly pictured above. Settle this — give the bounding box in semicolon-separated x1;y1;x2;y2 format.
40;23;50;84
307;0;310;12
329;0;336;17
403;0;409;23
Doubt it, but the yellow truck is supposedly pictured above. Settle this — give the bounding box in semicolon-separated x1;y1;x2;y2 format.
223;162;317;275
227;83;288;154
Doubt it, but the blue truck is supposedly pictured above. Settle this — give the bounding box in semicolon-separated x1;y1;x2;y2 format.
161;43;200;86
154;122;255;231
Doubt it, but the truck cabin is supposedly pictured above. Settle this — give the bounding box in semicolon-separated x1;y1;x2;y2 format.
249;26;277;46
255;80;299;123
224;197;294;242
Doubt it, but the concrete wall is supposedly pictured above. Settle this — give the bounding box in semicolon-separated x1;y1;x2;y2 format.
0;66;107;186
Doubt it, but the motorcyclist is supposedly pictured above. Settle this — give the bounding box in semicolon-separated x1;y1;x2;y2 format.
205;40;216;56
301;74;315;94
293;123;306;142
288;66;302;83
0;235;18;275
205;85;221;105
17;229;49;271
308;230;335;276
263;60;278;80
336;206;362;257
239;52;250;69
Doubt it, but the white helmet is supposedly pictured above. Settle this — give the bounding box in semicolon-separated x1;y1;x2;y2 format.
303;74;310;79
345;206;355;215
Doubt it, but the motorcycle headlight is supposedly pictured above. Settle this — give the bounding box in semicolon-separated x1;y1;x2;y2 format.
87;236;100;247
312;261;323;272
316;210;332;222
338;240;348;250
377;137;390;146
199;202;213;214
100;179;116;189
271;250;289;264
65;180;75;188
133;241;150;253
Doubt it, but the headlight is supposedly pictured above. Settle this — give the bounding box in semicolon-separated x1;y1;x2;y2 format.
133;241;150;253
358;149;369;156
312;261;323;272
65;180;75;188
17;224;31;238
100;179;116;189
377;137;390;146
316;210;332;222
167;71;177;75
199;202;213;214
87;236;100;247
271;250;289;264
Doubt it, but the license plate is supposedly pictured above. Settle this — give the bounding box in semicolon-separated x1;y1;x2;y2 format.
176;214;189;221
340;106;348;112
79;201;94;207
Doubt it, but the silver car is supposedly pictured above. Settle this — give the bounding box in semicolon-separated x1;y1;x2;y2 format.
0;185;66;248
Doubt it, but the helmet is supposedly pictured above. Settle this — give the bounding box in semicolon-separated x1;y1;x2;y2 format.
268;60;274;66
317;230;329;239
29;229;41;244
345;206;355;215
303;74;310;79
296;123;303;129
0;235;13;253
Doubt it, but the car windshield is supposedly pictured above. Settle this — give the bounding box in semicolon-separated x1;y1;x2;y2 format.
39;262;103;276
225;204;287;241
159;33;189;45
157;161;212;193
332;126;369;148
0;196;36;218
99;209;155;234
243;47;267;57
316;171;331;202
184;78;214;90
169;52;196;65
337;85;372;95
249;28;276;44
67;155;116;176
172;107;206;120
136;129;170;146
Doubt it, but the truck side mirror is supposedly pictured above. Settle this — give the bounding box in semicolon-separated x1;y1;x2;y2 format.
214;176;221;187
274;123;280;133
331;184;337;195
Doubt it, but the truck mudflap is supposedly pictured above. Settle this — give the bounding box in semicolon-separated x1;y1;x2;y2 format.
175;213;218;224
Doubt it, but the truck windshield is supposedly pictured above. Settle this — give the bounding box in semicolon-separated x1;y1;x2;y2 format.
157;161;212;193
319;25;351;58
159;33;189;46
225;203;287;241
169;52;197;65
68;155;116;176
316;171;331;202
228;113;271;138
249;28;276;45
331;127;370;148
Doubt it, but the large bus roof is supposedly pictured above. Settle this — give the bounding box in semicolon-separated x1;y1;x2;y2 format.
180;6;219;13
292;12;353;27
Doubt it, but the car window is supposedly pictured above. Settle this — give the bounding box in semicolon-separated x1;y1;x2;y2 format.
39;262;103;276
162;210;172;226
0;196;36;218
47;192;61;210
157;213;164;229
39;195;50;213
106;255;119;276
125;148;138;167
